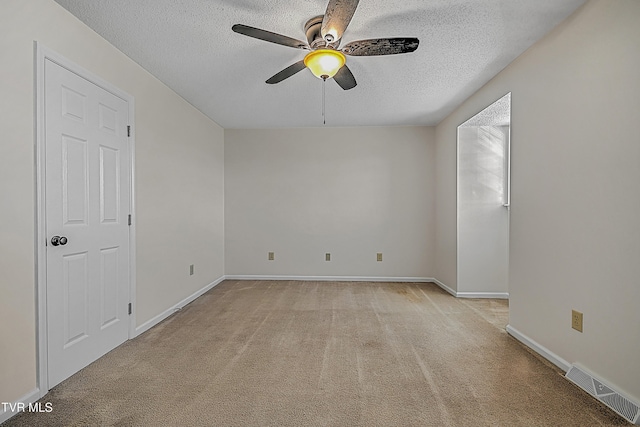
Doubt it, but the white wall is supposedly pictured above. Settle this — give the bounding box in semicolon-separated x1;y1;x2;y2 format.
0;0;225;406
225;127;435;279
434;124;458;291
435;0;640;402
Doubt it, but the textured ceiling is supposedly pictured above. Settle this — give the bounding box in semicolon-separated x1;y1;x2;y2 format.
54;0;585;128
461;92;511;127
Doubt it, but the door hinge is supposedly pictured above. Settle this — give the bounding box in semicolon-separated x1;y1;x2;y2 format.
128;303;132;315
127;125;131;137
128;214;132;226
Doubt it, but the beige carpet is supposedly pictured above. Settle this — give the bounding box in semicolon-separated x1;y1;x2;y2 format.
4;281;628;426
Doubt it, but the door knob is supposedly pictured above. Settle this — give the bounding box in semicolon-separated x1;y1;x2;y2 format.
51;236;68;246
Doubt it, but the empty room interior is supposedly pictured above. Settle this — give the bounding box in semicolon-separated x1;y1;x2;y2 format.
1;0;639;425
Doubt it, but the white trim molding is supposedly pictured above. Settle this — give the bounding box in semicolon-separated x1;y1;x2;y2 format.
506;324;571;372
430;278;457;297
0;388;43;424
457;291;509;299
430;278;509;299
134;277;226;337
224;276;509;299
224;275;435;283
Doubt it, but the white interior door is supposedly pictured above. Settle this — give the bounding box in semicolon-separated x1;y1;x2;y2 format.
45;58;131;388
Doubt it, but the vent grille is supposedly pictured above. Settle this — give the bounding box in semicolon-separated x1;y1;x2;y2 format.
566;365;595;395
566;365;639;424
601;394;639;422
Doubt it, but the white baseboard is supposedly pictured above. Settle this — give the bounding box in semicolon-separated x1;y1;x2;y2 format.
506;324;571;372
430;278;509;299
224;276;508;299
0;387;43;424
134;276;225;337
224;275;435;283
457;291;509;299
430;278;457;296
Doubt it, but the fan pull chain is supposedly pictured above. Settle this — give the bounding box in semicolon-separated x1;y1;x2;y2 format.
322;76;326;125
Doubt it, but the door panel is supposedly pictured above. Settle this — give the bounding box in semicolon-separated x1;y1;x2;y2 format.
100;247;120;328
62;135;89;225
62;252;89;347
98;103;119;134
99;145;120;224
45;59;130;388
61;85;86;123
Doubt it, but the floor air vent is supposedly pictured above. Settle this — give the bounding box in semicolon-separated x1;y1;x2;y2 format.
566;365;640;424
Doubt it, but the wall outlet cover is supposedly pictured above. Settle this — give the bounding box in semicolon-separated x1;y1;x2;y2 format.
572;310;583;332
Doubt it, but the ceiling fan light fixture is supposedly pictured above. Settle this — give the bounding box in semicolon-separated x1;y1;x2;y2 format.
304;49;346;80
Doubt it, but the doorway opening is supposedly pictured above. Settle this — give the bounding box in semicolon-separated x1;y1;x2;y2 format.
457;93;511;299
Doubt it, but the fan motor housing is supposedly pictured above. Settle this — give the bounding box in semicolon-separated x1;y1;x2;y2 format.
304;15;340;49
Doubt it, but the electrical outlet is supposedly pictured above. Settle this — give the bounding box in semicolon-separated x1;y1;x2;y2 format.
377;253;383;262
325;253;331;261
572;310;583;332
189;264;194;276
268;252;274;261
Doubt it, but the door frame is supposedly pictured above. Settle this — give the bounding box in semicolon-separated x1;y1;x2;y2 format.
34;43;137;395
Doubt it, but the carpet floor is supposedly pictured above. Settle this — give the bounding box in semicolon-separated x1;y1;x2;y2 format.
4;280;628;426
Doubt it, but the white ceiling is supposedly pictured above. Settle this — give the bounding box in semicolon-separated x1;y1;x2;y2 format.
461;92;511;127
54;0;585;129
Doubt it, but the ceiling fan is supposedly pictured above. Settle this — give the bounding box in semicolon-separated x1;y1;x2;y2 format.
232;0;419;90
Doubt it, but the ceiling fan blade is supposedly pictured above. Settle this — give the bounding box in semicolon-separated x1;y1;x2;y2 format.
333;65;357;90
342;38;420;56
266;60;307;84
232;24;309;50
321;0;360;43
